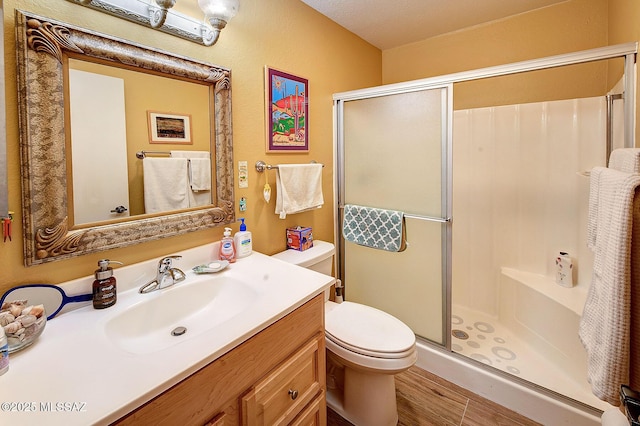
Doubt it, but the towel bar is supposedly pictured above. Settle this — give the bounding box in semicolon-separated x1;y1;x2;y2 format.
255;160;324;172
136;150;172;159
338;205;450;223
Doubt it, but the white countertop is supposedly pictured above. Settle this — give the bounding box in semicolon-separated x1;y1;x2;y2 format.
0;245;334;425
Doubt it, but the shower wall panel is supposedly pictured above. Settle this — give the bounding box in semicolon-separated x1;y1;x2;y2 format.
452;97;607;316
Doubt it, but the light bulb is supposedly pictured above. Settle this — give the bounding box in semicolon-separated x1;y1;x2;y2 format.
198;0;239;23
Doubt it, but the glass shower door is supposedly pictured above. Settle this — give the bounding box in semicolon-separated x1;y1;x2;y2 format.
336;85;452;344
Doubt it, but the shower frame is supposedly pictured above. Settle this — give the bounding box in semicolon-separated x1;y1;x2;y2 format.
333;42;637;350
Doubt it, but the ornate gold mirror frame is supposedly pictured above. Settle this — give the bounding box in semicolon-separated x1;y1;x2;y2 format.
15;10;234;266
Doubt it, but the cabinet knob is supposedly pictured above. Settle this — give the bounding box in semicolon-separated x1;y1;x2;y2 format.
288;389;299;400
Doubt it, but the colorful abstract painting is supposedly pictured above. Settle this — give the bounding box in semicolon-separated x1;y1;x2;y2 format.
266;67;308;152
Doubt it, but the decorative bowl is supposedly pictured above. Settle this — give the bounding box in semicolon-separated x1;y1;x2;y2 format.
0;301;47;353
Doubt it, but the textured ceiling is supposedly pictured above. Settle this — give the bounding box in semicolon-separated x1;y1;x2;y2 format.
300;0;569;50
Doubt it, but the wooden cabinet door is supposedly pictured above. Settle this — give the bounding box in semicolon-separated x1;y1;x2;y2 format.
242;338;322;426
290;393;326;426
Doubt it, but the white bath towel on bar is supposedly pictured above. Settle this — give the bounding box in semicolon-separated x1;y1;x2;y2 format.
143;157;190;214
275;164;324;219
579;166;640;405
609;148;640;173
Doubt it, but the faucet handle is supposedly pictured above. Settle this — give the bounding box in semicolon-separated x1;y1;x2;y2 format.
170;267;186;283
158;255;182;272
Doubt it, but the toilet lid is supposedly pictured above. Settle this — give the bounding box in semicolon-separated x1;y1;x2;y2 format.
325;301;415;358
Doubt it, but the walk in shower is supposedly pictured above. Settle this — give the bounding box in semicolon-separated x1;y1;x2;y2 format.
334;43;636;424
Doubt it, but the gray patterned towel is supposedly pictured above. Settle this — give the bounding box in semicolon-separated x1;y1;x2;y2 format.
342;204;407;252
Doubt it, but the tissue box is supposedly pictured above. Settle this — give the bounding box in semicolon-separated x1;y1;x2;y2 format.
287;227;313;251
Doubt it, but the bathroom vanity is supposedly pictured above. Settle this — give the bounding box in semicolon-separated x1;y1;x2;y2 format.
115;295;326;425
0;246;334;425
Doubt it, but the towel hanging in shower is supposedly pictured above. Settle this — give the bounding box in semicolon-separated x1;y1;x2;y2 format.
342;204;407;252
580;166;640;406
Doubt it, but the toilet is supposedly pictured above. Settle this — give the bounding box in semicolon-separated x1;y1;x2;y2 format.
273;240;417;426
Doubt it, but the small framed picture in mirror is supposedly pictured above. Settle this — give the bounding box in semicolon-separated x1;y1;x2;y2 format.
148;111;193;144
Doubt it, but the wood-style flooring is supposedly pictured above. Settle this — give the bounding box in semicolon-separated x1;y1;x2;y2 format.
327;365;542;426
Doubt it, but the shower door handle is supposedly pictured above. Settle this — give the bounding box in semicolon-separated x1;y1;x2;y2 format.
338;205;450;223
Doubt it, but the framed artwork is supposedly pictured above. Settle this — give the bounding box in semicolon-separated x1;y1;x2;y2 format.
265;67;308;152
147;111;193;144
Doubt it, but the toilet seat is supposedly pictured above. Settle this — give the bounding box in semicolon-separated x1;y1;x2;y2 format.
325;301;416;364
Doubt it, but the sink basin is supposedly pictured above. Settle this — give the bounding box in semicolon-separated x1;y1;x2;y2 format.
104;275;259;354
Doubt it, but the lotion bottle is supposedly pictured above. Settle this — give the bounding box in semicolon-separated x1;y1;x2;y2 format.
234;218;253;258
219;227;236;263
92;259;123;309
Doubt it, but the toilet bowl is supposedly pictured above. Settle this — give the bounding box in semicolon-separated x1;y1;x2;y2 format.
272;241;417;426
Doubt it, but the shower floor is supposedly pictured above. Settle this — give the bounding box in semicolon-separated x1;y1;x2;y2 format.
451;304;612;412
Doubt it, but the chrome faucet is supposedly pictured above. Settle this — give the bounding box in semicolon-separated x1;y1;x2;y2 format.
139;255;186;294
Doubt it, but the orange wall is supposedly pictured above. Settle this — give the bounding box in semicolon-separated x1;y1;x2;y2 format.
382;0;613;109
0;0;382;294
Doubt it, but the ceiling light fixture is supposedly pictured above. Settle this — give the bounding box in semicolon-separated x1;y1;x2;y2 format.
68;0;239;47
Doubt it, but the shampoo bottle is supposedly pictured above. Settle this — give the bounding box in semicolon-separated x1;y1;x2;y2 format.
92;259;123;309
234;218;253;258
555;252;574;287
219;227;236;263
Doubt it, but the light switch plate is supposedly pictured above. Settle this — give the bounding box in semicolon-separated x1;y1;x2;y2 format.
238;161;248;188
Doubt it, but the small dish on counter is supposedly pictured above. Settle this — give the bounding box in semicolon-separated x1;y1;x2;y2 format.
0;300;47;353
192;260;230;274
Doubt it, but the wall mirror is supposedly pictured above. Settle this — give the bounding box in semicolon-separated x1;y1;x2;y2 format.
15;10;235;266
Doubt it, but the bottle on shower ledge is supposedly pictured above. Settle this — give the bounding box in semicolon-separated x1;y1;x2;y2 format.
555;252;574;288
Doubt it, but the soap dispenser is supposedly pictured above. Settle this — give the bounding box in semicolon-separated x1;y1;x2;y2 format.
92;259;123;309
219;227;236;263
234;218;253;258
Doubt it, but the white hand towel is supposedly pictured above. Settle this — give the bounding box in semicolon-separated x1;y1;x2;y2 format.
170;151;211;207
188;158;211;191
275;164;324;219
579;166;640;405
143;158;190;214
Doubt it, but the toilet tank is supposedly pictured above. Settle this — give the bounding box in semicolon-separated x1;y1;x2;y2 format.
272;240;335;276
